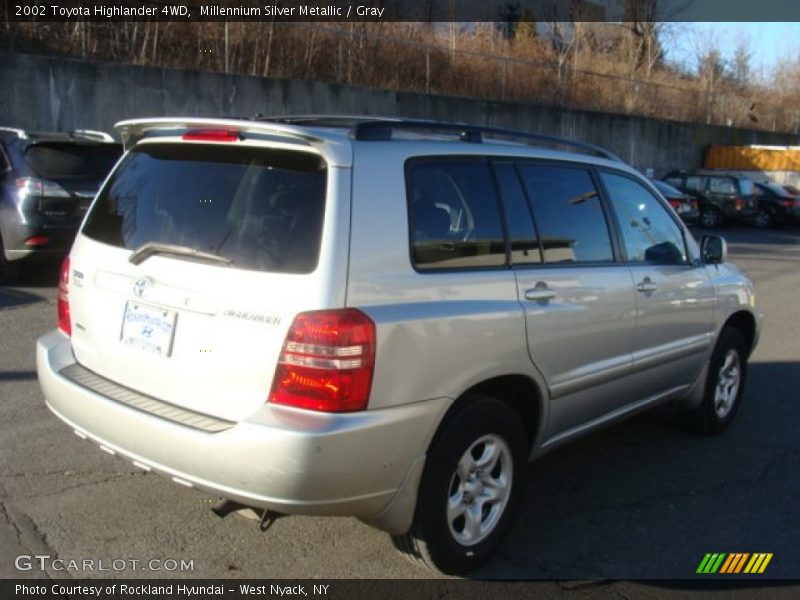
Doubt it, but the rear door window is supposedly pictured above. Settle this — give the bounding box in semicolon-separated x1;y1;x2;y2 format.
407;159;506;270
24;143;122;179
708;177;736;195
82;143;327;274
517;164;614;264
685;176;707;192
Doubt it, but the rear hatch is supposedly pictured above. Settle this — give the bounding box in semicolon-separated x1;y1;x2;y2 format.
22;142;122;224
68;138;340;421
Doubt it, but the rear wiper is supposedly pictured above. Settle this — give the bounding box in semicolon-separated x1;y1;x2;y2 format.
129;242;233;266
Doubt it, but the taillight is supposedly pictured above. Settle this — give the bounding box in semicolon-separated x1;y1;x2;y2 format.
57;256;71;336
734;197;745;210
783;199;794;209
668;198;681;209
269;309;376;412
182;129;240;142
691;199;699;210
15;177;70;199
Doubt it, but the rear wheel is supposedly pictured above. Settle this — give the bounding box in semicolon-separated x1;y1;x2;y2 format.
683;327;748;435
392;396;527;575
752;209;774;229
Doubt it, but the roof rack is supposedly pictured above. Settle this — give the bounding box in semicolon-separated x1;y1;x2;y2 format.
0;127;28;139
257;116;622;162
71;129;115;142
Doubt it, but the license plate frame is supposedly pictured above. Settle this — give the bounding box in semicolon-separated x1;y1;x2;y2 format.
120;301;177;357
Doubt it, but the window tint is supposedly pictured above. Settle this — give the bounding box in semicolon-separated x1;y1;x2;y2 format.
408;159;506;270
517;164;613;264
82;144;327;274
492;162;541;265
708;177;736;194
685;176;706;192
24;143;122;179
663;177;682;188
601;172;687;265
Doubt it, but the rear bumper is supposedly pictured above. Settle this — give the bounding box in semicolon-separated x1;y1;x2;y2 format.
2;217;77;261
37;330;449;530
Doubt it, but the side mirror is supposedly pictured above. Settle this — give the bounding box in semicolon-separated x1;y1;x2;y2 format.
701;234;727;264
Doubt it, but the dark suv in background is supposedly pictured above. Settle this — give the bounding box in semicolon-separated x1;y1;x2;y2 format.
662;170;757;229
752;182;800;228
0;128;122;282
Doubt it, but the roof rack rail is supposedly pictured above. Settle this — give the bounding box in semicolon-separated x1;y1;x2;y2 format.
71;129;115;142
354;120;622;161
256;116;621;162
0;127;28;139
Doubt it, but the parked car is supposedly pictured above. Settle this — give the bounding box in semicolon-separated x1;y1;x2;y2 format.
752;182;800;228
783;184;800;196
37;117;761;575
650;179;700;224
661;170;757;229
0;127;122;283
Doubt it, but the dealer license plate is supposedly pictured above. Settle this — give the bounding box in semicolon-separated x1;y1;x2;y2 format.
120;301;177;357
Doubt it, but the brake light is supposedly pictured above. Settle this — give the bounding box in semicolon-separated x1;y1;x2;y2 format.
25;236;50;247
182;129;240;142
783;199;794;209
667;198;681;209
735;197;745;210
691;199;699;210
269;309;376;412
57;256;71;336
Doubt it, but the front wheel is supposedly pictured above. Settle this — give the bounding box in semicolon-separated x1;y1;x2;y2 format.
392;396;527;575
683;327;748;435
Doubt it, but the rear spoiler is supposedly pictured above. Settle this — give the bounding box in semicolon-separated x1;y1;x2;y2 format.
114;118;352;167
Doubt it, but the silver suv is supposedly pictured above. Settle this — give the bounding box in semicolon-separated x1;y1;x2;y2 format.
37;117;762;575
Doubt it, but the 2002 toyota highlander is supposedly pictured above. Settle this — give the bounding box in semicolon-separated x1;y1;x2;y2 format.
36;116;762;575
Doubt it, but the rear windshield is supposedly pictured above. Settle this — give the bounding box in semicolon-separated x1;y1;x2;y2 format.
652;180;683;197
82;143;327;274
24;143;122;179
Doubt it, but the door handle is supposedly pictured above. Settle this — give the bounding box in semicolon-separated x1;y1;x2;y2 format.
524;284;557;302
636;277;658;293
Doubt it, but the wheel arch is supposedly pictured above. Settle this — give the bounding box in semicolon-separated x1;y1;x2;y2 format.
723;310;757;358
431;374;545;459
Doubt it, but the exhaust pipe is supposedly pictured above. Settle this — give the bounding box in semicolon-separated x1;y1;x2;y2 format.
211;499;284;531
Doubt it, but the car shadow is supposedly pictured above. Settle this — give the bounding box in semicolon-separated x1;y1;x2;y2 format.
474;361;800;580
0;285;47;310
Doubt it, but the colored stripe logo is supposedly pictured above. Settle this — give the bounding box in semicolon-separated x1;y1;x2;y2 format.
697;553;773;574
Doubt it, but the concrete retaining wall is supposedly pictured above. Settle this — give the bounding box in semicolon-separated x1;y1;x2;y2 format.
1;52;797;176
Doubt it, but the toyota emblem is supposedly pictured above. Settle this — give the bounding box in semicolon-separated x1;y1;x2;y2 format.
133;277;152;298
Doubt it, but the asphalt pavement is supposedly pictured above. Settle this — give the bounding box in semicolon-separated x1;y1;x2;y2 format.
1;227;798;596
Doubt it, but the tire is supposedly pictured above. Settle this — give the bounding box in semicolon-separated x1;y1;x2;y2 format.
752;209;774;229
391;396;527;575
0;233;20;285
683;327;748;435
700;208;722;229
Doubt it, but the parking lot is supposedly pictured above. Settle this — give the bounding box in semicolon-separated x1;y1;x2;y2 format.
1;226;798;585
